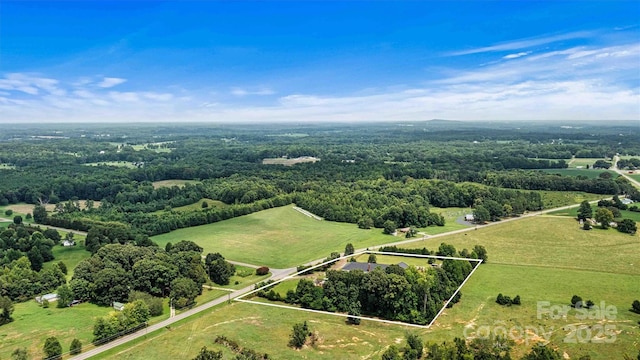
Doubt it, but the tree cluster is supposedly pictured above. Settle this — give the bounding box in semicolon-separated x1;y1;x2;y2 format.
496;293;521;306
268;254;474;325
70;241;208;306
92;300;150;345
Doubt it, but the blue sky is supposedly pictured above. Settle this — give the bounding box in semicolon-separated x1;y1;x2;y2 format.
1;1;638;123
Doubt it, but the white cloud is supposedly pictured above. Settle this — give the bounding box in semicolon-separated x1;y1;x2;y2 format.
450;31;593;56
503;51;531;59
97;77;127;88
230;87;275;96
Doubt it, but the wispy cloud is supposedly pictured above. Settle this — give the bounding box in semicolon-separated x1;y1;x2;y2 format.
503;51;531;59
230;87;275;96
97;77;127;88
449;31;593;56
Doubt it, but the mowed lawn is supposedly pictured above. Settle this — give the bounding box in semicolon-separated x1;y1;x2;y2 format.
407;216;640;275
42;243;91;280
152;205;392;268
0;301;113;359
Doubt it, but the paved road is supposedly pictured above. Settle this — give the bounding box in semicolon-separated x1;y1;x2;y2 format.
69;200;596;359
613;155;640;189
70;267;294;360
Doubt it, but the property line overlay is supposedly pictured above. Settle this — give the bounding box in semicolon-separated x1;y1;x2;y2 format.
235;250;483;329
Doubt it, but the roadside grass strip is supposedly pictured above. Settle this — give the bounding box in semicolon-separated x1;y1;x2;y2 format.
235;250;482;329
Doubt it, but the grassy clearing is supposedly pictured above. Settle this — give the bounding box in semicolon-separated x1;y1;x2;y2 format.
152;205;393;268
419;206;472;235
407;216;640;275
3;200;99;216
568;158;609;168
536;190;606;209
153;198;226;215
220;266;271;290
152;179;201;189
0;301;113;359
537;168;616;179
43;243;90;280
0;163;16;169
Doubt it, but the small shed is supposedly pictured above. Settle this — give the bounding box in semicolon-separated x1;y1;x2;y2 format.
113;302;125;311
36;293;58;304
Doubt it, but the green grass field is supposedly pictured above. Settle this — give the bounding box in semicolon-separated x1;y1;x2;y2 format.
0;163;16;169
95;264;640;360
42;243;91;280
536;190;606;209
568;158;610;169
0;301;114;359
152;179;201;189
152;205;394;268
538;168;616;179
152;198;226;214
548;207;640;222
407;216;639;275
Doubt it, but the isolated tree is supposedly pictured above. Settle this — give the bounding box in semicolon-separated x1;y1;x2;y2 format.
512;295;521;305
33;205;47;223
57;284;74;308
13;215;22;225
43;336;62;360
367;254;377;264
70;338;82;355
288;321;310;348
192;347;222;360
631;300;640;314
11;348;28;360
4;209;13;216
472;205;491;224
577;200;593;220
383;220;396;234
595;208;614;229
344;243;355;256
0;295;14;325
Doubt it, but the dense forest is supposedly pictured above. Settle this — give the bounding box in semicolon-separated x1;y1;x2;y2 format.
1;121;638;252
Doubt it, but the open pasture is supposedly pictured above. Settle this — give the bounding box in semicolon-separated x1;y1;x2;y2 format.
94;263;640;360
407;216;639;275
568;157;610;169
152;205;392;268
152;179;201;189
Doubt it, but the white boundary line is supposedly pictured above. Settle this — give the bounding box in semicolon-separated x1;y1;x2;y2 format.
235;250;482;329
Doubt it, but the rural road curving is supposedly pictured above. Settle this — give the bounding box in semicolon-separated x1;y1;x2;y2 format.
70;200;595;359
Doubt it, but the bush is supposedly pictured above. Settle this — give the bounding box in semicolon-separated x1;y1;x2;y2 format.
571;295;583;308
632;300;640;314
70;338;82;355
43;336;62;360
288;321;310;348
256;266;270;276
4;209;13;216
